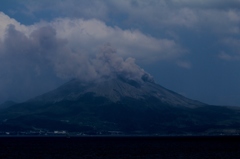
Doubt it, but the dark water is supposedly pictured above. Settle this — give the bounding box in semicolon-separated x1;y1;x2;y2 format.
0;136;240;159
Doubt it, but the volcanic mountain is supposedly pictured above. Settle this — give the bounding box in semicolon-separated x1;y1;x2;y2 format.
1;77;240;135
29;77;204;108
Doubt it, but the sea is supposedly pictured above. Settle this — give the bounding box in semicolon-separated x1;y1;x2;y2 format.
0;136;240;158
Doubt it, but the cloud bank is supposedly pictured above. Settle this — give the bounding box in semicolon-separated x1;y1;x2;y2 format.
16;0;240;62
19;0;240;33
0;12;183;102
1;0;240;106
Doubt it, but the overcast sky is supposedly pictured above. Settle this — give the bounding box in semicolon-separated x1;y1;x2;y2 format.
0;0;240;106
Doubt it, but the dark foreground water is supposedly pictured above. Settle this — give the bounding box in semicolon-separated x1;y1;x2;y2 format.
0;136;240;159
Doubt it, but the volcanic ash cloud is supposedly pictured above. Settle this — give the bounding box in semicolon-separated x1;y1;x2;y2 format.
0;23;154;102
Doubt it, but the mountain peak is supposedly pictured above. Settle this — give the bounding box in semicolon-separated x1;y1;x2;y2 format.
30;77;204;108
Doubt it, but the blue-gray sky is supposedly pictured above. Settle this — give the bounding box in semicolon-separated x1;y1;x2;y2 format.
0;0;240;106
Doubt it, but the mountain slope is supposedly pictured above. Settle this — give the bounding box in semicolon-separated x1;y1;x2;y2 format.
0;101;17;109
29;78;205;108
0;78;240;135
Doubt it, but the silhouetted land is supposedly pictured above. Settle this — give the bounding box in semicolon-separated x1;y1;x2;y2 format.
0;136;240;158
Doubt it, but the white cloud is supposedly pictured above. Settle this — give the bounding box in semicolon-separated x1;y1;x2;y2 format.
0;12;184;62
218;51;240;61
0;12;185;102
21;0;109;20
0;12;21;40
218;38;240;61
15;1;240;36
106;1;240;35
29;17;184;63
177;61;192;69
170;0;240;8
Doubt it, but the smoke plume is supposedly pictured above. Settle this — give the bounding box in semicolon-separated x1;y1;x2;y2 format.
0;24;153;102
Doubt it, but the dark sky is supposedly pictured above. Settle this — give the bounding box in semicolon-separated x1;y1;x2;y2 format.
0;0;240;106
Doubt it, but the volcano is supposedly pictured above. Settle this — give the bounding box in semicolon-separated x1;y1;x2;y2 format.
29;77;205;108
1;77;240;135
